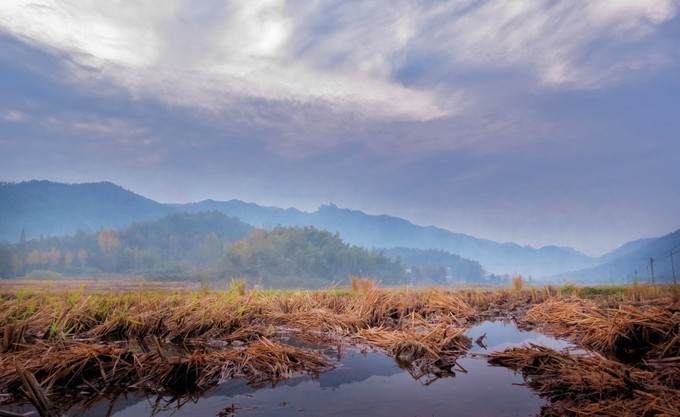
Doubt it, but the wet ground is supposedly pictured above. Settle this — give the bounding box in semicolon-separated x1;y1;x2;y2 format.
3;321;578;417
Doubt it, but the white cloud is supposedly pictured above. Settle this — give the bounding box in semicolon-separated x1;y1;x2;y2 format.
421;0;677;87
41;115;149;139
2;110;27;122
0;0;676;126
0;0;449;122
0;0;170;68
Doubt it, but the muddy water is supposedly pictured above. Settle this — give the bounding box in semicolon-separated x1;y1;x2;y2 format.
5;321;576;417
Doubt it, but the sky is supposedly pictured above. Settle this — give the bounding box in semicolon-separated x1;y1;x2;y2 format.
1;0;679;256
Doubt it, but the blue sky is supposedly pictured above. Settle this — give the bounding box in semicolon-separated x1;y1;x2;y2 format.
1;0;679;256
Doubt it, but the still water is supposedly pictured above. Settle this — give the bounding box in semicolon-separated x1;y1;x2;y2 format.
7;321;576;417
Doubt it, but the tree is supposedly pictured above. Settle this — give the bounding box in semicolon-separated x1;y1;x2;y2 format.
39;251;50;265
47;248;61;265
77;249;88;267
0;246;14;277
12;255;24;274
64;251;74;267
218;226;407;288
200;232;222;267
26;250;40;266
98;230;121;271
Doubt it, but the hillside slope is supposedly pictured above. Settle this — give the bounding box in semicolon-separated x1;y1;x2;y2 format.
0;181;172;242
558;229;680;283
181;201;595;277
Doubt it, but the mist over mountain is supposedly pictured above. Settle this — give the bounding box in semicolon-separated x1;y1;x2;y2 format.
174;200;309;228
596;238;657;263
0;181;172;242
181;200;595;277
4;180;676;281
557;230;680;284
0;211;406;288
382;247;485;285
0;211;253;280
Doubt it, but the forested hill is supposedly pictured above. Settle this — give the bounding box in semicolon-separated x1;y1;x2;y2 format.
175;199;309;228
4;180;677;283
383;247;485;284
0;216;408;288
0;180;618;279
0;211;252;280
0;181;172;242
219;226;408;288
182;201;595;277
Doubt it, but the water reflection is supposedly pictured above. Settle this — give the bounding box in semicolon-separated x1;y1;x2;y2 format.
466;320;575;354
55;350;540;417
4;321;577;417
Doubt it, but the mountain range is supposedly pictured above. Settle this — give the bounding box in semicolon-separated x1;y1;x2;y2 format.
178;199;595;277
0;180;171;241
2;180;678;281
557;230;680;284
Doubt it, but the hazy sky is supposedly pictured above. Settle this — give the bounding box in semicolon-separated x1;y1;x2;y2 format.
1;1;679;256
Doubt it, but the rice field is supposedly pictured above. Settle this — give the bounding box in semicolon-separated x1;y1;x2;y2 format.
0;279;678;417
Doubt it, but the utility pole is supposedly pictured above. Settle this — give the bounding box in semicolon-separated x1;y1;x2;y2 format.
650;257;655;285
671;251;677;286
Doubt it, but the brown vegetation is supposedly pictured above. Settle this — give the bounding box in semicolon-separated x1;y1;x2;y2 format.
0;283;482;413
523;297;680;361
0;281;678;416
488;344;680;416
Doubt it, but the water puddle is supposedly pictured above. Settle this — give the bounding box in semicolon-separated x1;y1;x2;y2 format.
3;321;579;417
466;319;578;354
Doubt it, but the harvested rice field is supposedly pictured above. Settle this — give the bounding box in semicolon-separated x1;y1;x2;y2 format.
0;280;678;417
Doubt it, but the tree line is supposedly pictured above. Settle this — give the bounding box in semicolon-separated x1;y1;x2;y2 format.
0;213;408;287
219;226;408;288
0;212;250;279
0;212;492;287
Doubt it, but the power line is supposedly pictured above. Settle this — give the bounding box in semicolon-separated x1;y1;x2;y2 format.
654;247;680;262
628;243;680;284
481;257;653;267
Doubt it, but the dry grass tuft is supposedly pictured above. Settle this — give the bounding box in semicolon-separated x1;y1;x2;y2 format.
0;337;333;397
511;274;524;291
350;276;377;293
488;344;680;417
524;297;680;361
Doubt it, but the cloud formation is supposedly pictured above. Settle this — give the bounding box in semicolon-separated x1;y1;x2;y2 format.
1;0;676;124
1;1;679;255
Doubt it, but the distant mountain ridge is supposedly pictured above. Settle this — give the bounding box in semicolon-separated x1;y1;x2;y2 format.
178;201;596;277
0;180;172;242
172;199;309;228
596;238;657;263
4;180;673;280
557;229;680;284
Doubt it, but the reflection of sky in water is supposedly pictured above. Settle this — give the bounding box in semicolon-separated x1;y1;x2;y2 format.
8;321;571;417
467;320;575;353
83;350;542;417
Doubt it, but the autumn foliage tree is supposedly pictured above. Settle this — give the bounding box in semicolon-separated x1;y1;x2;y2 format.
98;230;121;272
0;213;251;279
77;249;87;267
